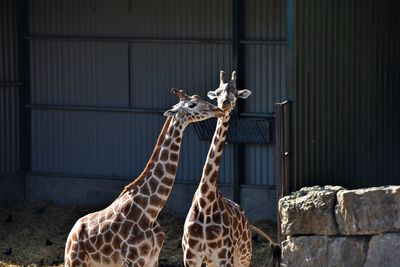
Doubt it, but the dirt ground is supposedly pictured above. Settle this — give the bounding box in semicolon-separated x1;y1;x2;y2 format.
0;201;277;267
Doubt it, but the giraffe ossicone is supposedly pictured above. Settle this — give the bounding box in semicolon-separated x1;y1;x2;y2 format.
64;88;223;267
182;71;281;267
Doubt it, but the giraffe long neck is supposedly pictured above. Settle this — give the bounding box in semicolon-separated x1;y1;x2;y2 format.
197;114;230;196
120;117;185;219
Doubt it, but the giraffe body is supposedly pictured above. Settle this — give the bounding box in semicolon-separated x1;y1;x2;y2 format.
65;89;224;267
182;114;252;267
65;192;166;267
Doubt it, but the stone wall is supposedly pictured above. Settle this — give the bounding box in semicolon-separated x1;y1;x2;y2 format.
279;186;400;267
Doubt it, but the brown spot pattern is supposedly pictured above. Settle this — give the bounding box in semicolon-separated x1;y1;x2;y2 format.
170;143;179;151
210;170;218;184
214;155;221;165
126;207;141;221
165;163;177;174
160;149;169;161
112;235;122;248
217;142;224;152
153;164;164;178
201;183;209;194
204;163;212;176
101;244;113;256
206;225;220;240
161;177;174;186
170;152;178;161
199;198;207;208
104;230;113;243
207;191;216;201
138;214;150;227
188;223;203;238
133;196;148;209
158;185;169;196
139;184;150;195
149;195;163;207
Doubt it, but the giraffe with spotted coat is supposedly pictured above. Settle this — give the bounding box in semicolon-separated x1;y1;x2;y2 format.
182;71;281;267
64;88;224;267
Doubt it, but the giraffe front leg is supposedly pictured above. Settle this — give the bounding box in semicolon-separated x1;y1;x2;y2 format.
148;246;162;267
182;247;203;267
217;257;235;267
65;241;90;267
212;248;236;267
148;222;165;267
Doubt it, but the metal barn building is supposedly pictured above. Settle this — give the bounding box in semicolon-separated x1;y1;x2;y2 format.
1;0;399;220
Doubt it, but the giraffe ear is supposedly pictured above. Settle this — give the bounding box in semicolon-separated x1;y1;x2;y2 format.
207;90;217;100
237;89;252;99
163;109;176;117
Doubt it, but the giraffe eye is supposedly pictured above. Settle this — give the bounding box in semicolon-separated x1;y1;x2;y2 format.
188;103;197;108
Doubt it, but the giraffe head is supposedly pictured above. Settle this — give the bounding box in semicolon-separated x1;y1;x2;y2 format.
207;70;252;113
163;88;224;125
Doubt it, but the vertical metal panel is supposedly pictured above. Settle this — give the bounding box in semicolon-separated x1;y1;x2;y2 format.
130;43;232;109
241;0;287;186
244;0;287;40
29;0;232;39
0;87;20;173
30;109;63;173
0;0;20;174
30;40;129;106
0;0;18;82
292;0;400;191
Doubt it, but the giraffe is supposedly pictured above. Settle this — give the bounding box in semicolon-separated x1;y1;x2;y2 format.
182;71;281;267
64;88;224;267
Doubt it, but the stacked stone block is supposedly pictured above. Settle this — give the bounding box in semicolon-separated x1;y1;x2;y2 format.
279;186;400;267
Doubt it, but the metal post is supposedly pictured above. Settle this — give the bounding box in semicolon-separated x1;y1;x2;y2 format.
275;101;291;243
16;0;31;186
232;0;244;204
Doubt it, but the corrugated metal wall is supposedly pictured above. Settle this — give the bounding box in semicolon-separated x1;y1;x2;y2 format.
292;0;400;191
0;0;20;174
26;0;287;188
243;0;287;186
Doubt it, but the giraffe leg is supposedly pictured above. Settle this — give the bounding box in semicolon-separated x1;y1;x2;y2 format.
233;246;251;267
219;257;234;267
213;249;235;267
147;222;165;267
123;259;146;267
184;259;203;267
65;240;90;267
149;259;158;267
183;248;203;267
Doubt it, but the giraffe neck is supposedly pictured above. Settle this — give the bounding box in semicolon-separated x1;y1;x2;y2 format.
120;116;185;219
197;114;230;196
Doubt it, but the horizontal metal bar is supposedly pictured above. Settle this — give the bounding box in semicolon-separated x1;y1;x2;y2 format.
0;81;23;87
26;104;165;114
240;184;277;190
23;35;232;44
240;40;287;45
27;171;235;187
27;104;273;118
239;112;275;118
23;35;286;46
27;171;135;182
0;172;24;177
28;171;275;189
